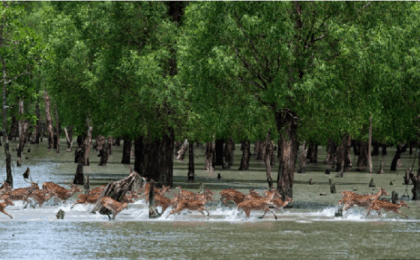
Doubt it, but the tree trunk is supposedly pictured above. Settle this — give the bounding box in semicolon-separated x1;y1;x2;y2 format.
98;140;109;166
372;142;380;156
176;139;188;161
391;143;405;171
368;117;373;173
382;144;387;155
8;115;18;141
352;140;360;156
44;91;55;150
324;138;336;165
92;169;139;215
16;121;28;167
254;140;260;156
238;140;251;171
336;135;350;176
114;138;121;146
204;142;214;172
73;160;84;185
264;130;274;188
214;139;224;166
121;138;132;164
224;137;235;169
134;135;144;174
95;135;105;156
64;126;73;151
1;56;12;187
357;141;369;171
175;140;181;156
409;172;420;200
157;127;174;186
345;137;353;168
256;140;266;161
297;141;308;173
275;109;298;200
30;102;40;144
81;124;92;166
307;143;318;163
107;137;113;155
377;154;386;174
55;105;60;153
188;142;194;180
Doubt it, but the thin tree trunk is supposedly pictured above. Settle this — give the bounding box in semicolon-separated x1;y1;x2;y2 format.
214;139;224;166
55;104;60;153
1;54;12;187
188;142;194;180
368;117;373;173
121;138;132;164
64;127;72;151
297;141;308;173
30;102;40;144
176;139;188;161
44;91;54;150
324;138;336;165
352;140;360;156
238;140;251;171
357;141;369;171
336;135;350;177
73;160;84;184
98;140;109;166
264;130;274;189
377;154;386;174
17;99;26;166
81;123;92;166
254;140;260;156
134;135;144;174
391;143;405;171
307;143;318;163
8;115;18;141
225;137;235;169
204;142;214;172
108;137;113;155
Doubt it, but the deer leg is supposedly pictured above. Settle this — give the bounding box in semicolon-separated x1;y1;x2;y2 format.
70;202;79;209
396;210;408;218
1;210;13;219
366;209;372;217
259;210;268;219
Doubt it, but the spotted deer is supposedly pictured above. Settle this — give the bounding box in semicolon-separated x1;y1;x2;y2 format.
144;185;173;203
24;190;55;209
237;191;278;219
366;199;410;218
271;196;293;212
89;185;106;195
71;193;102;209
0;198;14;219
98;196;129;220
42;182;82;203
0;181;40;205
220;189;263;208
341;190;359;198
167;193;213;219
339;187;390;211
151;194;179;215
177;187;215;200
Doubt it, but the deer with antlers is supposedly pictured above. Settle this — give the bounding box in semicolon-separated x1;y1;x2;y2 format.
237;190;279;219
366;199;410;218
98;196;129;220
42;182;82;203
0;198;14;219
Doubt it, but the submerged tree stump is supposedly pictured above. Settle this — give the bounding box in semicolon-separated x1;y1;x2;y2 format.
329;179;336;194
409;172;420;200
56;209;65;219
391;191;399;204
73;161;84;185
148;179;161;219
369;178;376;187
91;169;139;215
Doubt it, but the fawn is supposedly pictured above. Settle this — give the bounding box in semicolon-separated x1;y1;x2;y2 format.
366;199;410;218
98;196;129;220
0;198;14;218
237;191;278;220
340;187;390;211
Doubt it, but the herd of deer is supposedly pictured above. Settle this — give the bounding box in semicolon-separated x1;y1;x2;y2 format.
339;187;410;218
0;178;410;220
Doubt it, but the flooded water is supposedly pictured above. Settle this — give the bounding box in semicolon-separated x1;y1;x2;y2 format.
1;140;420;259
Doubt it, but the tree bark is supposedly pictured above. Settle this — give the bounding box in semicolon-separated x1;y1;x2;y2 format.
134;135;144;174
114;137;121;146
307;143;318;163
17;99;29;167
409;172;420;200
238;140;251;171
107;137;113;155
98;140;109;166
73;160;84;185
95;135;105;156
188;142;194;180
357;141;369;171
30;102;40;144
176;139;188;161
81;123;92;166
92;169;139;215
324;138;336;165
214;139;224;166
275;109;298;200
225;137;235;169
254;140;260;156
121;138;132;164
352;140;360;156
44;91;55;150
175;140;181;156
336;135;350;176
264;130;274;188
391;143;406;171
64;126;73;151
157;127;174;186
372;142;380;156
8;115;18;141
55;105;60;153
377;154;386;174
1;55;12;187
297;141;308;173
204;142;214;172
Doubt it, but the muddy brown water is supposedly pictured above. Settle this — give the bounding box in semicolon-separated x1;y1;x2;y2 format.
1;139;420;259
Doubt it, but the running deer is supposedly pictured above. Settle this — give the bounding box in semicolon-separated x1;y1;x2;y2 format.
339;187;390;211
237;191;279;220
89;185;106;195
220;189;263;208
0;198;14;218
0;182;11;196
98;196;129;220
120;191;140;204
366;200;410;218
271;196;293;212
71;193;102;209
341;190;359;198
152;194;179;215
177;186;215;200
145;185;173;203
0;180;40;205
42;182;82;203
24;190;55;209
167;193;213;219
